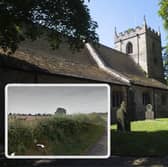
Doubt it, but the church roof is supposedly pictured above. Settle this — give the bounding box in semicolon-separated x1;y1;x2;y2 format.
96;44;145;77
127;74;168;90
0;40;127;85
95;44;168;89
0;38;168;90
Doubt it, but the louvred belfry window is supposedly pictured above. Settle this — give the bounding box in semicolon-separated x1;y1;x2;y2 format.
126;42;133;54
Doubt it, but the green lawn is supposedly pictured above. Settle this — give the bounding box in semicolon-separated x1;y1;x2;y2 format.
111;118;168;156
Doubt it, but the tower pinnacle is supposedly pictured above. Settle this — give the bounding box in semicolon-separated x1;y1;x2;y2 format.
143;15;147;27
114;26;118;37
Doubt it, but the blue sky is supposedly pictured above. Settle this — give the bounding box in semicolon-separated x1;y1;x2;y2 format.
86;0;167;48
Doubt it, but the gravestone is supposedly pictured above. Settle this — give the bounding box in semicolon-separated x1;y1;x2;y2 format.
55;107;66;116
116;101;130;132
145;104;154;120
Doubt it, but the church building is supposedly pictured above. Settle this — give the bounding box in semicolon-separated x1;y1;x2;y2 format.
0;20;168;130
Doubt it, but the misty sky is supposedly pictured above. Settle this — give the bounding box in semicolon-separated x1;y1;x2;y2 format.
7;85;109;115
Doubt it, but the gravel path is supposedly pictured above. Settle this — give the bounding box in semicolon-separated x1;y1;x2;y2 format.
86;129;107;156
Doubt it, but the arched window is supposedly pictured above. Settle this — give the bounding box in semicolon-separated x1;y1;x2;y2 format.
126;42;133;54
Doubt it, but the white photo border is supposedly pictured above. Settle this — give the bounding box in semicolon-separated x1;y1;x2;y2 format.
5;83;111;159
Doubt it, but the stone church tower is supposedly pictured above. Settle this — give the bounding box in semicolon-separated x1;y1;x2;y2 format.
114;19;164;82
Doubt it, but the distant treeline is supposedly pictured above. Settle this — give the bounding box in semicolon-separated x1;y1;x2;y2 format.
8;112;108;116
8;113;53;116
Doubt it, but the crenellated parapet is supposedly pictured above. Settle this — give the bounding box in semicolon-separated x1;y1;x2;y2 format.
114;18;164;82
114;24;160;43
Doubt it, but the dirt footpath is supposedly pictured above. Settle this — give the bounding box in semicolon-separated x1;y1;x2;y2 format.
86;130;107;156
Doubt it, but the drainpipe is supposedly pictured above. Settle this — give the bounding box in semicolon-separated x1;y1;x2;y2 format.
120;40;122;52
137;34;140;65
153;88;156;118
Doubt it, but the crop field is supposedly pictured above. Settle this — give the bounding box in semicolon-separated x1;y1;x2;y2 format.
8;113;107;156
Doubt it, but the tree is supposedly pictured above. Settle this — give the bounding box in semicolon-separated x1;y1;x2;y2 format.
158;0;168;31
158;0;168;84
55;107;66;116
0;0;98;54
162;47;168;83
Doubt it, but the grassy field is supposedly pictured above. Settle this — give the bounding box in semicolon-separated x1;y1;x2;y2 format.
8;113;106;156
111;118;168;156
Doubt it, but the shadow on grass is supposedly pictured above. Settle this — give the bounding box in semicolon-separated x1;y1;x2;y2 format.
1;130;168;166
1;155;168;167
111;129;168;156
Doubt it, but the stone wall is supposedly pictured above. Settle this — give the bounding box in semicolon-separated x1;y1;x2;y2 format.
155;89;168;118
146;31;164;82
132;85;168;120
132;85;154;120
111;84;128;123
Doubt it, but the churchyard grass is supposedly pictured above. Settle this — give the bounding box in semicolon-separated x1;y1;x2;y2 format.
111;118;168;156
8;113;106;156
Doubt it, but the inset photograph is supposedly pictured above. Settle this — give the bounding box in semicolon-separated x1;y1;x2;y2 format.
5;84;110;159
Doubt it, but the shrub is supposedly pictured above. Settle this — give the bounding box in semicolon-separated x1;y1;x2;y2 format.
8;113;106;155
8;120;33;154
